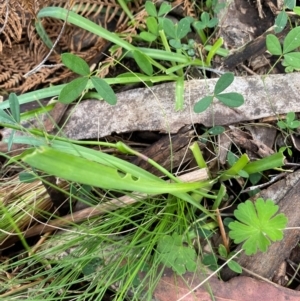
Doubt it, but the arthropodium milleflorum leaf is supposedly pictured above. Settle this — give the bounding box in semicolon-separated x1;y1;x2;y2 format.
21;146;212;195
228;198;288;255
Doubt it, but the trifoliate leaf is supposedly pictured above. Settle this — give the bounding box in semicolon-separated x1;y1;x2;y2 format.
61;53;90;76
227;260;242;273
157;233;197;275
228;198;288;255
214;72;234;94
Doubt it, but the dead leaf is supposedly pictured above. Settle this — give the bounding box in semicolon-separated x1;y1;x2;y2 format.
154;268;300;301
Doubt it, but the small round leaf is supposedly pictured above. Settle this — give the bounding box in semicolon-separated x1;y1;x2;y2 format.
91;76;117;105
61;53;90;76
266;34;282;55
208;126;225;135
216;92;244;107
274;11;287;34
58;77;88;104
283;52;300;68
132;50;153;76
140;32;157;42
227;260;242;273
214;72;234;94
283;26;300;53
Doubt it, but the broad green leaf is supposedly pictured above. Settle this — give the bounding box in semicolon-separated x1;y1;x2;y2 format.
266;34;282;55
132;50;153;76
283;26;300;53
284;52;300;68
216;92;244;107
146;16;158;35
145;1;157;16
177;17;192;39
194;95;213;113
158;2;172;16
163;18;176;38
274;11;287;34
8;93;20;123
285;0;295;9
21;146;208;195
10;137;216;216
58;77;88;104
91;76;117;105
61;53;90;76
214;72;234;94
227;260;242;273
229;198;288;255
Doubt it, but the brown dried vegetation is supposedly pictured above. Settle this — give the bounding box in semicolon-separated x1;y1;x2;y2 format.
0;0;143;93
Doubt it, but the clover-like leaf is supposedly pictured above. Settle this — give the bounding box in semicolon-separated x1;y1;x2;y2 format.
61;53;90;76
58;77;88;104
157;233;197;275
266;34;282;55
194;95;213;113
229;198;288;255
216;92;244;107
214;72;234;94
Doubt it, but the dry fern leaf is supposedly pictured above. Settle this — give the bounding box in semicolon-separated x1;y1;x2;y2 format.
0;1;23;49
0;0;144;93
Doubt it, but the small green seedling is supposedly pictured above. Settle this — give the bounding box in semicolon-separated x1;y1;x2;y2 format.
218;244;242;273
277;112;300;130
206;0;226;14
266;26;300;72
59;53;117;105
156;233;197;275
228;198;288;255
162;16;194;49
139;1;172;42
194;72;244;113
193;12;218;44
